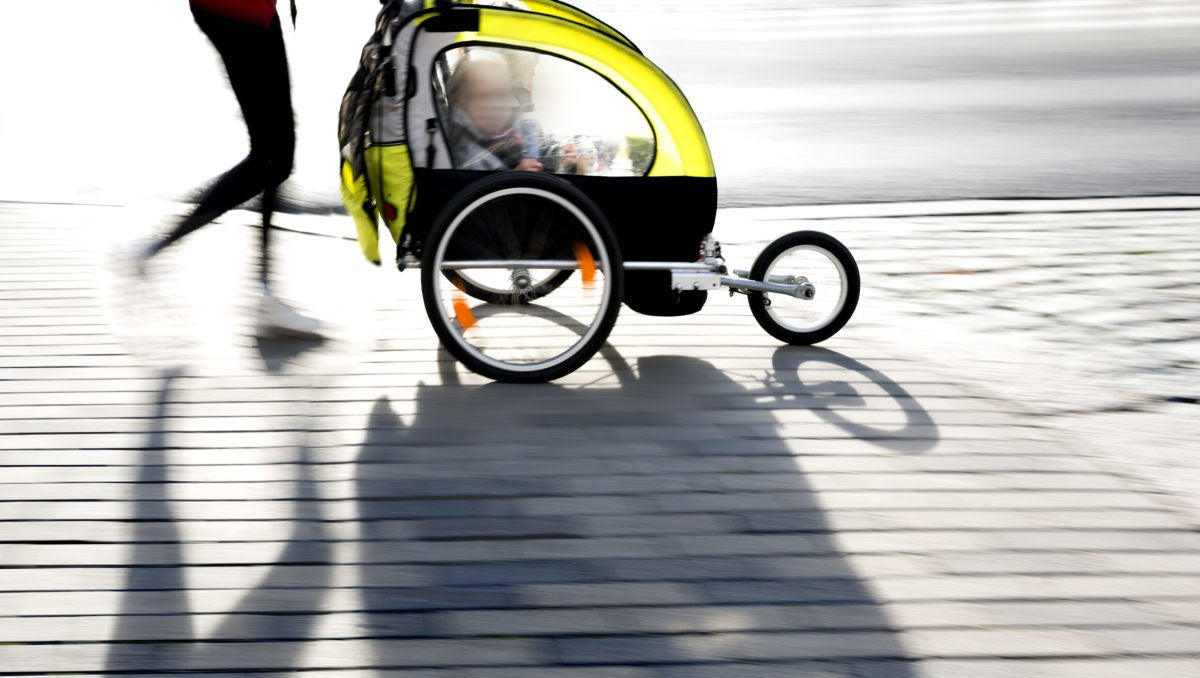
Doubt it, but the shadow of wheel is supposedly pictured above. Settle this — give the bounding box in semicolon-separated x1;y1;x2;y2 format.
770;346;939;453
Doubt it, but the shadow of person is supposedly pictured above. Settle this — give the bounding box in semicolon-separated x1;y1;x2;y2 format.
767;346;940;454
353;352;919;675
103;367;193;672
255;335;326;375
103;349;332;672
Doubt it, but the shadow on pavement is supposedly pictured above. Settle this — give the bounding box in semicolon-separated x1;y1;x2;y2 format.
103;367;194;672
354;348;923;674
769;346;939;454
100;338;932;673
255;335;327;375
104;340;332;672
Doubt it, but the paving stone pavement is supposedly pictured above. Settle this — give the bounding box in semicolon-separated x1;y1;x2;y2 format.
718;206;1200;523
1;201;1198;676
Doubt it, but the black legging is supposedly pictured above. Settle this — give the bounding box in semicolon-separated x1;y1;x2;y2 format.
156;9;295;284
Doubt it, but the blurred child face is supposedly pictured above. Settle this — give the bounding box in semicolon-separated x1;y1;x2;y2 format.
459;61;516;136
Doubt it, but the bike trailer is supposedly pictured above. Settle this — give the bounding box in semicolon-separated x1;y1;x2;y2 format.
338;0;859;383
339;0;717;316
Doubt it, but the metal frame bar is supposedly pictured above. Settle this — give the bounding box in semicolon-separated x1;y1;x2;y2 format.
440;260;581;270
435;257;814;300
624;261;717;271
733;269;801;285
438;260;720;272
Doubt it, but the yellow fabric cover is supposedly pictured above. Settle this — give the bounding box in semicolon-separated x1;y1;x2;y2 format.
341;160;380;264
340;145;415;265
475;10;715;178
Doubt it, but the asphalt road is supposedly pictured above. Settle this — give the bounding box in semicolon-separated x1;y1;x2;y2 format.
598;0;1200;206
1;0;1197;208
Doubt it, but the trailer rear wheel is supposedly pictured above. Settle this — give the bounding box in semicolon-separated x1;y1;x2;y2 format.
421;173;622;383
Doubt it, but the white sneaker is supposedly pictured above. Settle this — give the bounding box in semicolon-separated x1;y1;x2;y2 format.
255;293;323;340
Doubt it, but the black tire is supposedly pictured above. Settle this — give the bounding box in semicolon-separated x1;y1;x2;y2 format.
421;173;623;383
748;230;860;345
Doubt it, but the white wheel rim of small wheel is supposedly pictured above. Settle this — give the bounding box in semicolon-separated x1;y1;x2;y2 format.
433;187;613;374
764;244;849;333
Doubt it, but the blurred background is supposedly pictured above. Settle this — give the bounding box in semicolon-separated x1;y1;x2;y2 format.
1;0;1198;208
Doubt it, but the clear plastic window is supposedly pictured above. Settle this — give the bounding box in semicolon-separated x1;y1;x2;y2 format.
435;45;654;176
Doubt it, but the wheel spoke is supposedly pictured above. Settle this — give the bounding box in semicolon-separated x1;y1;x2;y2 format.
423;179;622;382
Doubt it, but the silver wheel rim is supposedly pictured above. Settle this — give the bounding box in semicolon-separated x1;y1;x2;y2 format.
432;187;613;375
764;244;849;333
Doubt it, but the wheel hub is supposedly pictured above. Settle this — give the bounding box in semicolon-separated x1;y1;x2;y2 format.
511;268;533;291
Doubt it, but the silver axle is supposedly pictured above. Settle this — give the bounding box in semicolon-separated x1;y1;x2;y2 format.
669;268;814;300
722;276;815;300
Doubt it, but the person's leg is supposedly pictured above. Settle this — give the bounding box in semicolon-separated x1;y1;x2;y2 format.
153;158;267;252
260;185;275;288
151;11;284;256
146;11;316;338
250;16;319;338
250;15;295;289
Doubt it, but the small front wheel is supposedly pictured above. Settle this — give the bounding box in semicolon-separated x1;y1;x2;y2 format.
748;231;860;345
421;173;623;383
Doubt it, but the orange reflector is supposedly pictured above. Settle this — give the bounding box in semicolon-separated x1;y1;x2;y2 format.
453;293;476;330
449;278;476;330
573;240;596;286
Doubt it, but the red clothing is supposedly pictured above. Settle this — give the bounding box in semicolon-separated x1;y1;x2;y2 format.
190;0;277;27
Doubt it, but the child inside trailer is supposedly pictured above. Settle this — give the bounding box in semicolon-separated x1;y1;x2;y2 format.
438;44;651;178
338;0;655;268
444;51;544;172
